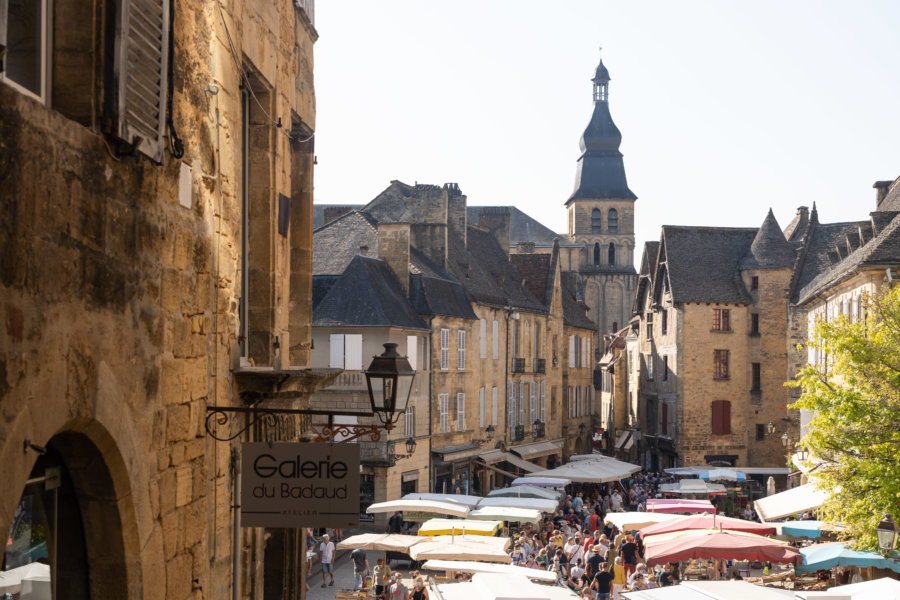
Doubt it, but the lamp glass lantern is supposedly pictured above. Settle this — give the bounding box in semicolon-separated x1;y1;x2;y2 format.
781;432;789;448
405;437;417;455
485;424;495;441
767;421;776;435
532;420;542;439
877;513;898;553
365;342;416;428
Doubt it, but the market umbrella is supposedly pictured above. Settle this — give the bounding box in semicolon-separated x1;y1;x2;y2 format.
796;542;900;575
511;476;570;488
488;484;561;501
468;506;542;524
639;514;776;538
417;519;502;537
366;499;470;518
401;493;483;508
642;529;799;566
646;498;716;514
823;577;900;600
774;520;825;539
604;511;682;532
408;535;511;563
474;496;558;513
337;533;427;553
526;456;640;483
420;560;558;583
698;468;747;482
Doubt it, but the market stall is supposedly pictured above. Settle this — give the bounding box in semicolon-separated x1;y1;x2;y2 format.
642;529;799;566
366;498;470;518
468;506;542;524
417;519;502;537
605;511;682;532
408;535;512;563
646;498;717;514
420;560;559;583
640;514;776;538
526;455;640;483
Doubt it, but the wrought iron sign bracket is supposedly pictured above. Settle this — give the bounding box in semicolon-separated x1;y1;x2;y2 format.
205;406;390;443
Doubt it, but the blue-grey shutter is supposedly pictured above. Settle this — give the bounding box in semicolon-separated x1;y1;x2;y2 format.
116;0;170;163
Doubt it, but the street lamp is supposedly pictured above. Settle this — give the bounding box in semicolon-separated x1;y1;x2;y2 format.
767;421;776;435
473;425;495;445
533;420;543;440
877;513;899;554
405;437;417;455
781;432;790;448
365;342;416;428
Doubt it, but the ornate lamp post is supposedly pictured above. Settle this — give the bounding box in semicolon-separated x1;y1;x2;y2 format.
877;513;899;554
364;342;416;429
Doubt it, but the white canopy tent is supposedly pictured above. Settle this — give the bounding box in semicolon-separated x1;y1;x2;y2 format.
401;493;483;508
421;560;559;583
605;511;682;532
0;562;51;599
436;573;579;600
512;476;570;488
468;506;542;524
659;479;727;496
488;484;562;501
622;580;793;599
753;482;828;521
337;533;425;553
366;499;470;518
526;456;640;483
408;535;511;563
475;496;559;513
796;577;900;600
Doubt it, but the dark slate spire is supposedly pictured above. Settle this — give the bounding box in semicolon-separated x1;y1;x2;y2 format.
567;55;637;204
740;208;796;269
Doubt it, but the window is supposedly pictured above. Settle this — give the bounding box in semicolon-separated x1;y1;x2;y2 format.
662;355;668;381
329;334;362;369
530;382;538;423
492;320;499;359
519;381;526;424
750;313;760;335
713;349;729;380
568;335;577;368
439;394;449;433
645;354;654;380
491;387;498;426
508;383;517;429
440;328;449;370
540;380;546;422
661;403;668;435
608;208;618;232
2;0;49;101
479;319;487;358
591;208;602;233
510;319;518;367
608;242;616;266
712;308;731;331
568;386;574;418
407;335;418;370
711;400;731;435
405;403;415;438
479;387;486;428
661;310;668;335
457;330;466;370
581;337;590;368
751;363;761;391
533;326;540;365
756;423;765;441
456;393;465;431
646;312;653;339
751;276;759;290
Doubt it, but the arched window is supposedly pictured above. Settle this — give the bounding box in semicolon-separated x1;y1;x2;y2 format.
593;243;601;266
608;243;616;266
612;322;618;332
608;208;618;232
591;209;602;233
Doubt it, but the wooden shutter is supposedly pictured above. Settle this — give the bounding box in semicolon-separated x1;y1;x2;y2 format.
491;387;498;426
115;0;170;163
329;334;344;368
661;403;668;435
722;400;731;434
344;334;363;370
480;319;487;358
406;335;417;371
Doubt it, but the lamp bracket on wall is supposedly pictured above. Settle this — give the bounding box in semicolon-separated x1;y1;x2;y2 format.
205;406;383;443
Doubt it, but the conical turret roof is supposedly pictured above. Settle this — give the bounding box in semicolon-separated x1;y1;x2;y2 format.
740;209;796;269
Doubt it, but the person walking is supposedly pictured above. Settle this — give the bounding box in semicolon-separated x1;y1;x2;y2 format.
591;562;613;600
410;577;429;600
319;533;336;587
350;547;370;591
610;557;627;600
373;558;388;599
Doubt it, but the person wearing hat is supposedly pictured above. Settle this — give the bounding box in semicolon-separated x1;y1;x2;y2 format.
586;544;604;575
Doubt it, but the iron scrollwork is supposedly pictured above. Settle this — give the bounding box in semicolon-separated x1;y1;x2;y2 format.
205;406;385;443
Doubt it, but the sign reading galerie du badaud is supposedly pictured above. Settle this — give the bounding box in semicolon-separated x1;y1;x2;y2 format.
241;442;360;528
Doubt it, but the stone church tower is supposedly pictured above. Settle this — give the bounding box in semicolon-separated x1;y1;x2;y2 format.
566;55;638;337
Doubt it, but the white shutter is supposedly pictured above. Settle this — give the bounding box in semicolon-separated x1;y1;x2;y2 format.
508;383;516;428
492;320;499;359
530;382;537;423
344;334;363;370
457;393;465;431
491;387;498;426
480;319;487;358
519;381;526;425
406;335;418;370
457;330;466;370
440;328;449;370
329;334;344;368
540;381;546;422
439;393;449;433
568;336;576;368
116;0;170;163
581;337;588;368
480;387;486;428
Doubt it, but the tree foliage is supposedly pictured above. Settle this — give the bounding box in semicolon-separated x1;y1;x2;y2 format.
789;285;900;551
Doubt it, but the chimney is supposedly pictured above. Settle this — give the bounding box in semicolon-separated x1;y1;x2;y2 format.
377;223;411;295
444;183;467;247
475;207;511;256
874;181;893;209
410;223;448;269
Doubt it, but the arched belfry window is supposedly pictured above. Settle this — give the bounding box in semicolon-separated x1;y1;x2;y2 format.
591;209;602;233
608;208;618;232
608;243;616;266
593;243;601;266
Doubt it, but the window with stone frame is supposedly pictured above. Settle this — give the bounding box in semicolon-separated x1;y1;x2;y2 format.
750;313;760;335
591;208;602;233
456;392;465;431
608;208;618;232
711;400;731;435
751;276;759;290
439;393;449;433
751;362;761;391
712;308;731;331
661;309;668;335
713;349;729;380
457;330;466;370
440;328;449;370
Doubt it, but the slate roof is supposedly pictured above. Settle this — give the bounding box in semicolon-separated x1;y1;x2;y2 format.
739;209;796;269
659;226;758;304
408;246;477;320
797;211;900;304
789;219;868;302
313;210;379;275
876;176;900;212
633;241;660;315
467;206;561;244
561;272;598;330
313;255;429;329
510;253;553;306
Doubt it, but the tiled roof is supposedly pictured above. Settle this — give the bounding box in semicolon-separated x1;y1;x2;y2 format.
877;176;900;212
661;226;758;304
740;209;796;269
790;220;868;302
313;210;379;275
313;256;429;329
467;206;561;243
561;272;598;330
510;254;553;306
407;246;477;320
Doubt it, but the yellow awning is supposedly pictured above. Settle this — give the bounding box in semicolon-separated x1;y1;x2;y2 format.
417;519;502;537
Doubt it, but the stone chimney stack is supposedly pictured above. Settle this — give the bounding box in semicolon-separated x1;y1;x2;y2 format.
875;180;893;209
444;183;467;247
377;223;411;295
410;223;448;269
475;207;511;257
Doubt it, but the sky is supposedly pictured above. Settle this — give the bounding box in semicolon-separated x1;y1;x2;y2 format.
312;1;900;266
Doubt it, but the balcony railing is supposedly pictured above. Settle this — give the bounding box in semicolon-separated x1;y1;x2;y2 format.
511;424;525;442
512;358;526;373
533;358;546;374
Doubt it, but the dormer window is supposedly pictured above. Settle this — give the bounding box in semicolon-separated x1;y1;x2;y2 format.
608;208;618;232
591;209;602;233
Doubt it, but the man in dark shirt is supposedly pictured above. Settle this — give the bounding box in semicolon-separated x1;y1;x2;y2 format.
587;545;603;575
591;564;613;600
387;511;403;534
619;535;639;576
659;564;677;587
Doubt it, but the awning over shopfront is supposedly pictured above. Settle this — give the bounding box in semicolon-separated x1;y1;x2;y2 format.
433;443;483;462
366;499;470;518
478;449;507;464
477;450;543;473
509;439;563;460
527;455;641;483
753;482;828;522
615;430;633;450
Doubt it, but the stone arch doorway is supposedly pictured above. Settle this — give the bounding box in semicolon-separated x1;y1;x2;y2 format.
4;429;136;599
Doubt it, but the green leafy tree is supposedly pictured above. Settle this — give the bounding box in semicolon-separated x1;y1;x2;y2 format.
789;285;900;551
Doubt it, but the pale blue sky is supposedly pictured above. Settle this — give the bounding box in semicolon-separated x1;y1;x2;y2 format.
313;1;900;263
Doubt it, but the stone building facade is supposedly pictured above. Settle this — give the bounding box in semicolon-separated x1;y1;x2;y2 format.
1;1;320;599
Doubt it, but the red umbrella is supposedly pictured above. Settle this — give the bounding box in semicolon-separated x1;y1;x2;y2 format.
646;499;716;514
643;529;799;566
639;514;776;538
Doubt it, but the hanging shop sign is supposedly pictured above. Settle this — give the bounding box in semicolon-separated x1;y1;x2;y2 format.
241;442;360;528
